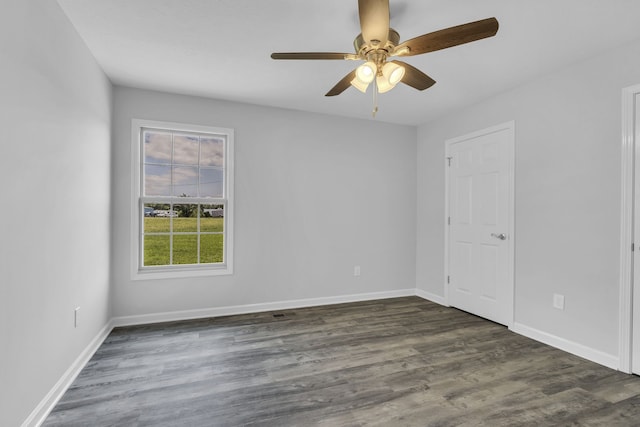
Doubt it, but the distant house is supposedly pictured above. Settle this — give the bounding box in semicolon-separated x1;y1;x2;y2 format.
203;208;224;218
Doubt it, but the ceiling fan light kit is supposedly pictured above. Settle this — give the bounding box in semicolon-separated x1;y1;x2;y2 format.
350;60;405;94
271;0;499;116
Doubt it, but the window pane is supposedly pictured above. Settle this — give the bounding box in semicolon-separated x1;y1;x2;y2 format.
200;234;224;263
144;130;172;164
202;204;224;232
173;204;198;232
200;136;224;167
174;134;199;165
144;164;172;196
172;203;197;219
200;167;224;197
173;234;198;265
173;166;198;197
144;235;170;266
144;203;170;233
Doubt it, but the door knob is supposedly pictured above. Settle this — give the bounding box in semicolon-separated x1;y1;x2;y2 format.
491;233;507;240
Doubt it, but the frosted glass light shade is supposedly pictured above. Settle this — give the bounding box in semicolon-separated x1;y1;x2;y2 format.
355;61;376;84
382;62;405;85
376;75;395;93
350;77;370;93
375;62;406;93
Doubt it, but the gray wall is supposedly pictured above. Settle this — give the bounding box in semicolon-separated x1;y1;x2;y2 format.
0;1;113;426
111;87;417;318
416;38;640;359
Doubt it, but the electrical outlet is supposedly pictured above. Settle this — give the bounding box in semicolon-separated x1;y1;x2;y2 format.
74;307;80;328
354;265;361;277
553;294;565;310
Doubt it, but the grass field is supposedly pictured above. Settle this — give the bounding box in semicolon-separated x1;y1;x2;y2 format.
143;217;224;265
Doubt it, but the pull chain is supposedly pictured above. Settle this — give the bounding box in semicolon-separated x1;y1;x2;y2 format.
372;79;378;118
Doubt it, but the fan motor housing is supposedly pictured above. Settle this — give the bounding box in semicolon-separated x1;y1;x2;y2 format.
354;29;400;57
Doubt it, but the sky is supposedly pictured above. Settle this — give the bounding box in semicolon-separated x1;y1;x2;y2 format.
143;129;225;198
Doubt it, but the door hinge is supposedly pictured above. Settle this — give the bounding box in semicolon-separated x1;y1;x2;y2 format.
633;243;635;252
447;216;451;225
447;275;450;284
446;156;453;167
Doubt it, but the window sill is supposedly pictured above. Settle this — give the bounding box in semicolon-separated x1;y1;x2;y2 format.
132;265;233;280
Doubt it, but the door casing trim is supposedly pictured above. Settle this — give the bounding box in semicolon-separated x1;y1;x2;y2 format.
619;84;640;373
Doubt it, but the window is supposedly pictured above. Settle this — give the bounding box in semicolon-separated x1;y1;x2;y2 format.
131;119;233;279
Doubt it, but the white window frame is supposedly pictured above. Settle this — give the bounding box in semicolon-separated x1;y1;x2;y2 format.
130;119;234;280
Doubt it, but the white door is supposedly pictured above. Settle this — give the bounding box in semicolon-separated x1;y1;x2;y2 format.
446;122;514;326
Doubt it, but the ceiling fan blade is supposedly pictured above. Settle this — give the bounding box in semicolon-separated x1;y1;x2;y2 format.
325;70;357;96
271;52;352;60
358;0;390;46
391;60;436;91
396;17;499;56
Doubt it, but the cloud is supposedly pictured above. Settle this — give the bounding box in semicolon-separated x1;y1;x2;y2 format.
144;129;225;167
200;137;224;167
173;134;199;165
144;131;172;163
144;165;172;196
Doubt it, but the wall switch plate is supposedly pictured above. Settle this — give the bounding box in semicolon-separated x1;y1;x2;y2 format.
553;294;565;310
354;265;361;277
74;307;80;328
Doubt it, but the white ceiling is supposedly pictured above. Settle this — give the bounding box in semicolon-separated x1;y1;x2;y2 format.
57;0;640;126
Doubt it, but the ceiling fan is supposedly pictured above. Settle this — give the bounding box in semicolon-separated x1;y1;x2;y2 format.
271;0;499;99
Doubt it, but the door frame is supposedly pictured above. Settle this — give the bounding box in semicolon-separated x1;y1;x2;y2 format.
444;121;516;329
619;84;640;374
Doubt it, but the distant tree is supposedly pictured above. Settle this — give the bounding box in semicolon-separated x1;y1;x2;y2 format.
149;203;169;211
176;194;197;217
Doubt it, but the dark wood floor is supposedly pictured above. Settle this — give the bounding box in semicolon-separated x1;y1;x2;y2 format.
44;297;640;426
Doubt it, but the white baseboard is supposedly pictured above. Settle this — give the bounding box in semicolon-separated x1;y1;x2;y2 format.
415;289;449;306
22;320;114;427
512;322;619;370
112;289;416;327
